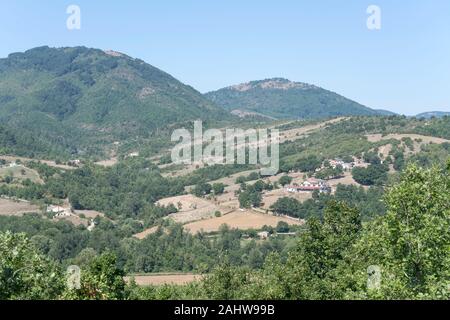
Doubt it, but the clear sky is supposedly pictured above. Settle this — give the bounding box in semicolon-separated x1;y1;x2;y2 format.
1;0;449;115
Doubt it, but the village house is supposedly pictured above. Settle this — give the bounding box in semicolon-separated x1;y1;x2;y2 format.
329;158;354;170
68;159;82;167
87;219;96;232
286;178;331;193
257;231;270;240
47;205;73;218
8;162;19;168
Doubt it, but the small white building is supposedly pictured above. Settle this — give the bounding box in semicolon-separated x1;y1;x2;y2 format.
329;159;354;170
68;159;82;167
257;231;270;240
87;219;96;232
47;205;72;218
286;178;331;193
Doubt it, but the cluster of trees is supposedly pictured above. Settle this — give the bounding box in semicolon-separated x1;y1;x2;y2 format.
235;172;261;184
363;151;382;165
415;116;450;139
181;164;254;187
315;165;344;180
271;184;385;220
0;212;294;276
352;163;389;186
270;197;303;217
281;155;322;173
0;159;187;226
192;182;226;197
237;180;274;208
278;175;293;186
0;230;127;300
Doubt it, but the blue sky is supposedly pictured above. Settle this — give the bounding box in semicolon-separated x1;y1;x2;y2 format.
1;1;449;115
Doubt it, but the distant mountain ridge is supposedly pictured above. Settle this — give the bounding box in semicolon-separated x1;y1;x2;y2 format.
415;111;450;119
205;78;386;119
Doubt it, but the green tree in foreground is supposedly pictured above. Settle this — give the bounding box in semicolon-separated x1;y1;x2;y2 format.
350;163;450;299
0;231;64;299
0;232;127;300
64;252;126;300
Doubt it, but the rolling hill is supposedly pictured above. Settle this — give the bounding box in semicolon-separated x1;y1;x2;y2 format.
0;46;231;158
205;78;384;119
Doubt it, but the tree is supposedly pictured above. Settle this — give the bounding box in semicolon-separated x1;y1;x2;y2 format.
212;183;225;195
294;155;322;172
0;231;65;300
192;183;212;197
65;252;126;300
249;191;262;207
342;155;353;163
352;164;388;186
276;221;290;233
315;165;344;180
286;201;362;299
364;163;449;298
270;197;302;217
279;175;293;187
363;151;381;165
202;262;251;300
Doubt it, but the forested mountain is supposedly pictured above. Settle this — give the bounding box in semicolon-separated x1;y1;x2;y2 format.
205;78;385;119
0;46;231;158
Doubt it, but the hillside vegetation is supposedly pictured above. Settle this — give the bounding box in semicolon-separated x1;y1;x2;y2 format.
0;46;231;159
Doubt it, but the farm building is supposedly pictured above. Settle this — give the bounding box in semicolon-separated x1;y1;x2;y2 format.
329;158;354;170
47;205;72;218
68;159;82;167
257;231;270;240
286;178;331;193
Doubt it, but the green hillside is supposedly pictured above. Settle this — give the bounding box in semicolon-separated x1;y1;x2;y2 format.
0;46;231;158
205;78;383;119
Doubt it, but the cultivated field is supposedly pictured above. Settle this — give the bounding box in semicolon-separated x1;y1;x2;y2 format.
0;165;44;184
74;209;105;219
261;188;313;210
0;198;40;216
125;273;203;286
54;214;89;226
184;210;304;234
95;157;119;167
158;194;233;224
0;155;74;170
327;171;364;190
279;117;346;143
133;226;161;239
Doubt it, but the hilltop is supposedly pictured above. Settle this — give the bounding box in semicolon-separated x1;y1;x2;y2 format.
205;78;385;119
415;111;450;119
